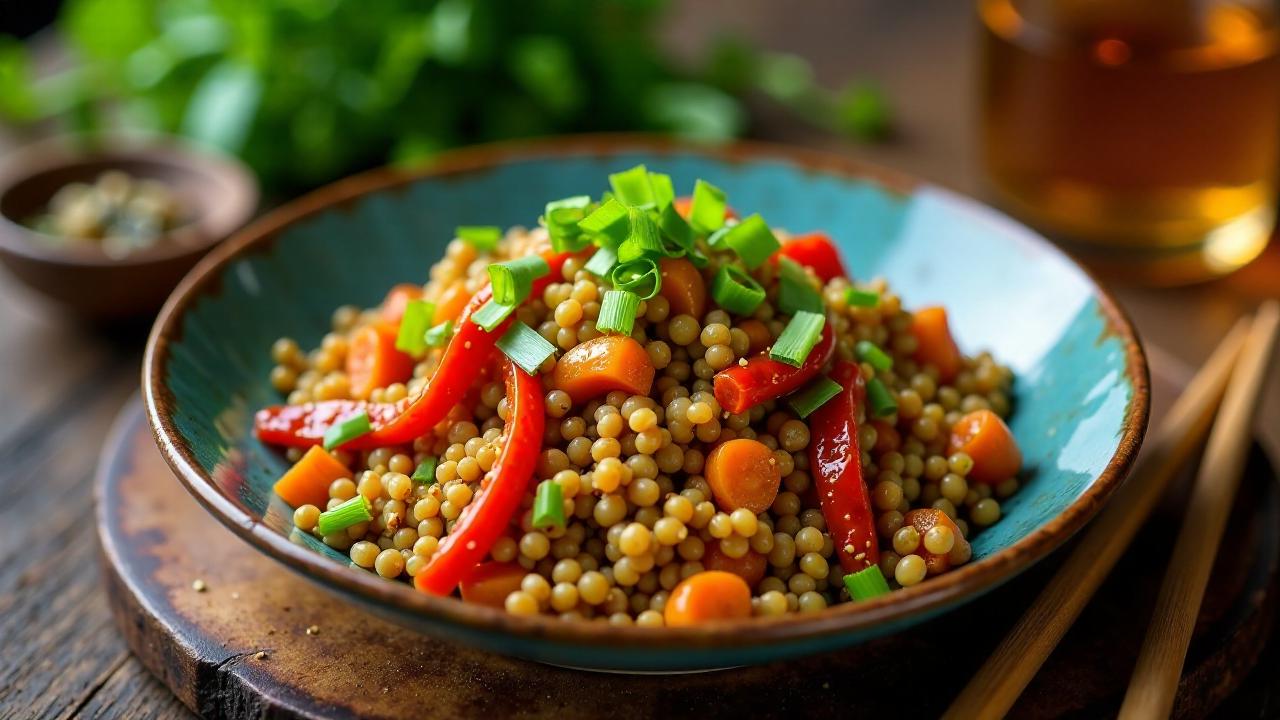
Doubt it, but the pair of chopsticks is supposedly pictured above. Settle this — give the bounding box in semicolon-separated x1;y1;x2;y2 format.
945;300;1280;720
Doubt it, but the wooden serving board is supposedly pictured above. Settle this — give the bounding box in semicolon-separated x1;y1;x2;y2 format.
97;398;1279;719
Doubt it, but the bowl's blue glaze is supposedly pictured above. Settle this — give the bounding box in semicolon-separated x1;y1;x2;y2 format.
147;138;1147;671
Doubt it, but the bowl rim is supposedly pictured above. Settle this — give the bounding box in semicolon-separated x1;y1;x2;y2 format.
0;131;259;267
143;134;1149;651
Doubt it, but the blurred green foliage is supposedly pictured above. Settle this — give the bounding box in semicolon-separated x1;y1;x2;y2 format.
0;0;888;193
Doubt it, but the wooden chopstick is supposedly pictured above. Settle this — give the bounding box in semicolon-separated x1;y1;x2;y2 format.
943;315;1254;720
1118;300;1280;719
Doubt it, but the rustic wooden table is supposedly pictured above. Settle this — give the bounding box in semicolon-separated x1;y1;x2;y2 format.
1;1;1277;717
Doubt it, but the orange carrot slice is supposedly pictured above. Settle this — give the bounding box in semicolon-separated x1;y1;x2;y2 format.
705;438;782;514
459;562;527;608
910;306;962;383
273;446;352;509
664;571;753;626
948;409;1022;485
553;335;655;404
347;324;416;400
658;258;707;319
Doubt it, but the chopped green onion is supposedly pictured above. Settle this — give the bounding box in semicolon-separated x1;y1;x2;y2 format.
846;288;881;308
584;244;619;279
770;311;826;367
316;495;372;536
787;376;843;418
617;209;664;263
471;299;515;332
844;565;892;601
648;172;675;208
455;225;501;251
657;202;699;258
532;480;567;531
866;377;898;417
395;299;434;355
496;321;557;375
546;195;592;214
689;179;727;234
722;214;780;269
545;196;594;253
706;226;732;248
777;257;825;315
578;198;631;247
710;264;766;315
411;457;438;484
609;164;656;207
488;256;549;306
855;340;893;372
424;320;453;348
596;290;641;336
322;411;372;450
610;258;662;300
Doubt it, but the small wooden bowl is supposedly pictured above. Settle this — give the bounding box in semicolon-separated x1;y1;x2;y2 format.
0;134;257;319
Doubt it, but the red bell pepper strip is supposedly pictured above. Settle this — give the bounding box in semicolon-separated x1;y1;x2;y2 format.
775;232;847;283
414;359;544;595
254;250;575;450
712;324;836;414
810;360;880;574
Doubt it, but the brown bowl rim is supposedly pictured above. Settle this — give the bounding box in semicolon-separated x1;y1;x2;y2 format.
143;134;1149;651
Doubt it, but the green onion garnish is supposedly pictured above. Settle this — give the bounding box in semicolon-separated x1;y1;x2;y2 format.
617;209;664;263
596;289;641;336
658;202;693;254
395;299;434;355
471;299;516;332
545;196;594;253
866;377;898;417
608;164;656;208
846;288;881;308
710;264;766;315
770;311;826;367
722;214;781;269
496;321;558;375
777;257;825;316
411;457;438;484
844;565;892;601
424;319;453;348
855;340;893;372
578;198;630;247
689;179;727;234
455;225;501;251
610;258;662;300
488;256;550;306
532;480;567;531
322;411;372;450
545;195;592;215
584;244;619;279
787;376;843;418
706;226;732;248
648;172;675;208
316;495;372;536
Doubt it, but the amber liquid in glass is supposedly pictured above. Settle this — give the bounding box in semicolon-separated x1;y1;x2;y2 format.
980;0;1280;284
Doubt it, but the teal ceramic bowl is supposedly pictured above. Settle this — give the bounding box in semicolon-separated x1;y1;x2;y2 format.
144;136;1148;672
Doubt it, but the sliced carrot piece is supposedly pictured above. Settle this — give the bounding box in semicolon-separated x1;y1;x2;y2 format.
433;278;472;323
380;283;425;326
346;324;416;400
948;409;1022;485
553;335;655;404
459;562;527;608
701;545;767;587
273;446;352;509
903;508;971;576
705;438;782;514
910;306;962;383
658;258;707;319
665;571;753;626
737;319;772;355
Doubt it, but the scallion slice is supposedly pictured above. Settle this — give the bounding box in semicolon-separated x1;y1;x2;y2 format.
855;340;893;372
648;172;675;208
471;299;515;332
844;565;892;601
609;164;656;207
322;411;372;450
546;195;592;214
846;288;881;308
596;289;641;335
866;377;898;417
584;244;619;279
395;299;434;355
316;495;372;536
455;225;501;251
610;258;662;300
616;209;664;263
777;257;825;315
545;196;594;253
770;311;826;367
658;202;693;253
532;480;567;531
578;198;631;246
710;264;766;315
488;256;550;306
411;457;438;484
689;179;727;234
787;376;843;418
424;319;453;348
496;321;557;375
722;214;781;269
706;226;732;248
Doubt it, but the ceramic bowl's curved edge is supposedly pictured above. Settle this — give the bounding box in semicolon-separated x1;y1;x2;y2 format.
142;134;1152;669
